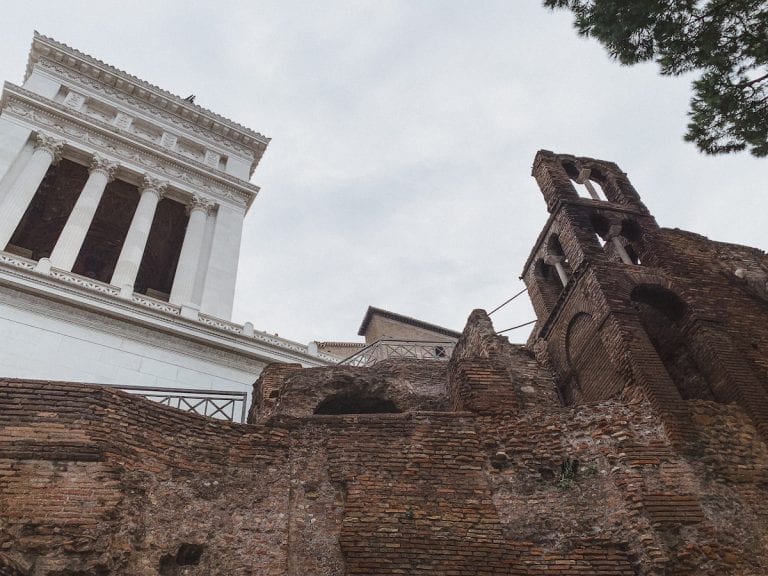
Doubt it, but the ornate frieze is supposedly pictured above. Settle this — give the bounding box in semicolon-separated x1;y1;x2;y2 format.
204;150;220;168
62;90;86;110
3;88;256;208
131;292;181;315
160;132;178;149
28;33;270;149
113;112;133;130
35;58;263;162
49;268;120;296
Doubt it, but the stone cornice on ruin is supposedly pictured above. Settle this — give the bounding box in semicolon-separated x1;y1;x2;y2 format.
1;83;260;210
26;32;270;176
357;306;461;339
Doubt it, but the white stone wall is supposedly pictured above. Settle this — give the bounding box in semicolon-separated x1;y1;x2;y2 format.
0;298;264;400
0;118;33;205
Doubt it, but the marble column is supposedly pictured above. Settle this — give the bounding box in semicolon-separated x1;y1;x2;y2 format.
49;154;119;271
169;195;212;306
545;255;569;286
200;203;246;320
111;174;167;295
0;133;65;251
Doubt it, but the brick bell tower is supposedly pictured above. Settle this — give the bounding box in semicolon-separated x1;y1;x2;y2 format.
521;150;768;448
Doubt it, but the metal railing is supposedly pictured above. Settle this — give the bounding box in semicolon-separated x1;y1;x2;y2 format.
111;385;248;423
339;339;456;367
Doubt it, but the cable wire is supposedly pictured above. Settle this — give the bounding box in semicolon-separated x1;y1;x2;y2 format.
496;319;536;335
487;287;527;316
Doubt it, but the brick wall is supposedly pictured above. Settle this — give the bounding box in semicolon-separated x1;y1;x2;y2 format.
2;151;768;575
252;359;450;422
3;303;767;574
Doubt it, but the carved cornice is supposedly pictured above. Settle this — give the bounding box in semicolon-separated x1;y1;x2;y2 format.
36;58;259;163
28;33;270;174
89;153;119;181
33;132;65;163
1;85;257;209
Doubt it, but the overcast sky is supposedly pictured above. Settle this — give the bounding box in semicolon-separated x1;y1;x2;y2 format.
1;1;765;345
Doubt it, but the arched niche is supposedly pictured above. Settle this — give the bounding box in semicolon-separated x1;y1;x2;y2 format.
564;312;622;404
630;285;714;401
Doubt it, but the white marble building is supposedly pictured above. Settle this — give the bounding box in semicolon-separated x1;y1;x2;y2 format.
0;33;337;419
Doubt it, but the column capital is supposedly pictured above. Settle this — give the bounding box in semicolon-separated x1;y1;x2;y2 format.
89;154;119;182
33;133;65;164
188;195;214;215
139;174;168;199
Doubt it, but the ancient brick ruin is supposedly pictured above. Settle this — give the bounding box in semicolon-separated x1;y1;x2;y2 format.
2;151;768;575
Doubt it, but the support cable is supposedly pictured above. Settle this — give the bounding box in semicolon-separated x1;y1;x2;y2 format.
487;287;527;316
496;319;536;335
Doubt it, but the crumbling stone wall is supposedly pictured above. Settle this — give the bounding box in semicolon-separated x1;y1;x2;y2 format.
0;380;292;575
448;309;560;414
522;151;768;449
3;305;768;574
251;359;450;422
4;145;768;574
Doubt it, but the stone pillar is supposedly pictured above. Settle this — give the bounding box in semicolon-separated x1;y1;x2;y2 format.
200;203;246;320
169;195;212;306
0;133;65;250
111;174;167;296
605;223;634;265
545;255;569;286
49;154;118;271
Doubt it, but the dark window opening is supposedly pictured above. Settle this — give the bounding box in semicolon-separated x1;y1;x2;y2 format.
159;543;204;575
134;197;189;299
7;159;89;260
435;346;446;358
590;213;610;248
535;258;563;310
621;219;643;242
631;285;686;321
314;394;400;415
72;178;139;283
546;234;566;260
545;234;571;286
625;244;641;265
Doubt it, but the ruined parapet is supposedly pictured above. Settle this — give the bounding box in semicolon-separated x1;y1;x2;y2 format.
249;359;449;422
248;362;303;423
447;309;559;414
